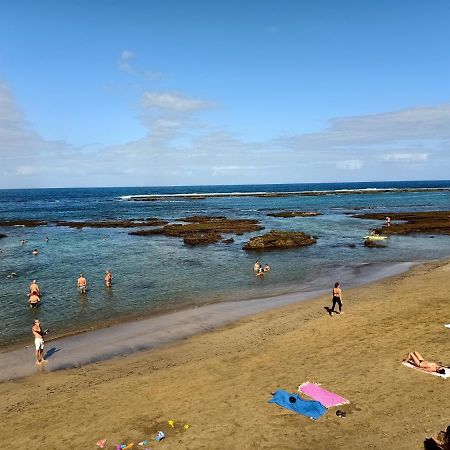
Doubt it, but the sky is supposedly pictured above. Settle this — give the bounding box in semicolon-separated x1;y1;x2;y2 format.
0;0;450;188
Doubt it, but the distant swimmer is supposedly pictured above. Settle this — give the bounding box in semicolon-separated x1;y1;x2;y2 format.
45;236;49;242
20;239;27;245
385;216;391;227
31;248;39;255
256;266;265;277
6;272;17;278
263;264;270;272
29;293;41;308
77;273;87;293
104;270;113;287
29;280;40;296
253;260;261;272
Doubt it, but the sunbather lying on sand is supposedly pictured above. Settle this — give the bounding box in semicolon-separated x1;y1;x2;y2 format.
405;351;447;374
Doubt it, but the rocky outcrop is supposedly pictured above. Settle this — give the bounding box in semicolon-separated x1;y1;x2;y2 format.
0;233;7;239
267;211;321;218
183;232;222;246
353;211;450;236
0;220;47;227
130;216;263;246
56;219;168;229
243;230;317;250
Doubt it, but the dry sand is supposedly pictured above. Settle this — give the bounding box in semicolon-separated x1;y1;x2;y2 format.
1;260;450;449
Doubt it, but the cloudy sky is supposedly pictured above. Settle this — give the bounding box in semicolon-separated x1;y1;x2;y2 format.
1;0;450;188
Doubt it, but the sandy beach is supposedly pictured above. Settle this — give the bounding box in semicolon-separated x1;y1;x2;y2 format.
1;260;449;449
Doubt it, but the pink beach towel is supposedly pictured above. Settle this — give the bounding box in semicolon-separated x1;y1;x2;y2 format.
298;383;349;408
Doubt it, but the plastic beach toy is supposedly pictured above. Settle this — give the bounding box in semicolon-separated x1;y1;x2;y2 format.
138;441;149;446
155;431;165;441
184;424;190;430
168;419;174;427
96;439;107;448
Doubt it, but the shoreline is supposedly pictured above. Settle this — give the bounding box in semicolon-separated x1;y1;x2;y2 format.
0;260;416;352
0;261;413;381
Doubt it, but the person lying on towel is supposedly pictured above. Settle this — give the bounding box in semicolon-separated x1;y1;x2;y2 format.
405;351;447;374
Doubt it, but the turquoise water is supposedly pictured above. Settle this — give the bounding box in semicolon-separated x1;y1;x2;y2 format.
1;181;450;346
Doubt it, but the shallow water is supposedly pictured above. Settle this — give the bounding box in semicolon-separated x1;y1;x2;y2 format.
1;181;449;346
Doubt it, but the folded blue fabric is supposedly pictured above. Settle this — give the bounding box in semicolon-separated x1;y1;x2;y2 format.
268;389;327;420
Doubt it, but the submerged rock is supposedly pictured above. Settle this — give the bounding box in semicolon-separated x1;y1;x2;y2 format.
243;230;317;250
267;211;321;218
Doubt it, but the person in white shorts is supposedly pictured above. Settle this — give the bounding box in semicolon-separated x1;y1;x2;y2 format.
32;320;46;364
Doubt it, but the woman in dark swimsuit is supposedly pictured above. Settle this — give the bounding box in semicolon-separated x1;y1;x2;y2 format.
330;282;343;316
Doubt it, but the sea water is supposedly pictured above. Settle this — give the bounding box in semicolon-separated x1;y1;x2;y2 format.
1;180;450;347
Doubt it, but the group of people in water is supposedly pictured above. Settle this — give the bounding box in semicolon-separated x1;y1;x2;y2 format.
27;270;113;307
253;260;270;277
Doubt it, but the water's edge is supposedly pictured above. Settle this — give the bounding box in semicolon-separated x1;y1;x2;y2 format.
0;261;414;382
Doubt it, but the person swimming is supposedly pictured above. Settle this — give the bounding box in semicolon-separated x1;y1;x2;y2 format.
263;264;270;272
104;270;113;287
31;248;39;255
253;260;261;272
29;293;41;308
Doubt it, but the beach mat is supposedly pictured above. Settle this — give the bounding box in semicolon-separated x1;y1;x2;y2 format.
268;389;327;420
402;362;450;378
444;324;450;329
298;382;349;408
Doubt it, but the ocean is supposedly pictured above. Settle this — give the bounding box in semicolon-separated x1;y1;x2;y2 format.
1;180;450;347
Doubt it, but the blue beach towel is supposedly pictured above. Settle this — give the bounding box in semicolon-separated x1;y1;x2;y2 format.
268;389;327;420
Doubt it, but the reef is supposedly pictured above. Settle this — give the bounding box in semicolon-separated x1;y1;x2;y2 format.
0;220;47;227
242;230;317;250
129;216;263;246
267;211;321;218
353;211;450;236
55;219;168;229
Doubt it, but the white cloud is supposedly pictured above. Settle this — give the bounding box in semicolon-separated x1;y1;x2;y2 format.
117;49;162;80
336;159;363;170
382;153;429;163
142;91;213;112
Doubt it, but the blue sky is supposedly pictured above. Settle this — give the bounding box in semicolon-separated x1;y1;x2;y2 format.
1;0;450;188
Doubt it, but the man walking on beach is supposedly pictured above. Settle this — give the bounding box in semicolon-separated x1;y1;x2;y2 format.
77;273;87;293
32;320;46;364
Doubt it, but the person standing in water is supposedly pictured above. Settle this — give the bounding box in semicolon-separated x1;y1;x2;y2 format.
104;270;112;287
253;260;261;272
29;280;40;296
329;282;343;316
77;273;87;293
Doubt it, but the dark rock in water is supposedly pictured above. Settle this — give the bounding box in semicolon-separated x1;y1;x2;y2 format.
0;220;47;227
129;228;164;236
267;211;321;218
364;239;385;248
347;243;356;248
56;219;168;229
243;230;317;250
222;238;234;244
0;233;7;239
183;232;222;246
352;211;450;236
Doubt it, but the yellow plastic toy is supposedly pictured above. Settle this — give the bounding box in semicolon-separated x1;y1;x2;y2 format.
184;424;190;430
168;420;174;428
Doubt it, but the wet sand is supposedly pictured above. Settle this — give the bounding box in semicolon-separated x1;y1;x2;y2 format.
1;260;449;449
